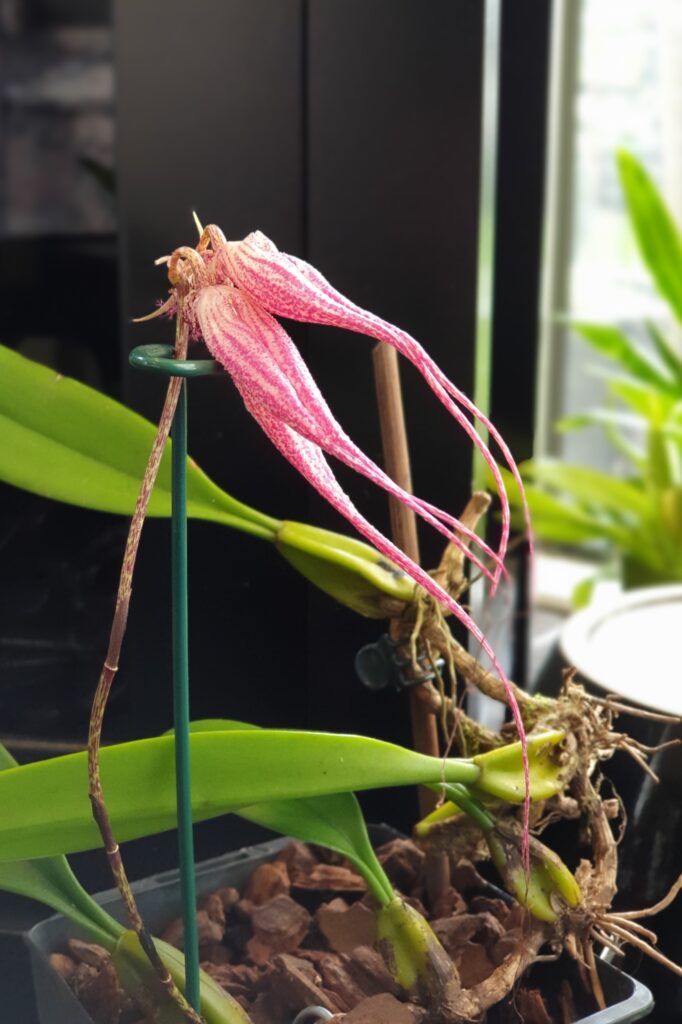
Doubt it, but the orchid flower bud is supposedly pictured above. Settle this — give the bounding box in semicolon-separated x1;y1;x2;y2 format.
486;825;582;923
376;897;474;1018
275;520;415;617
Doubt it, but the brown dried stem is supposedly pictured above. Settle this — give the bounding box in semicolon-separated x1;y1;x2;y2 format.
87;305;203;1023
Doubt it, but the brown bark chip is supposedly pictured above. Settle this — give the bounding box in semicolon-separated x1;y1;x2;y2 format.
431;914;480;958
291;863;367;894
315;953;370;1010
346;945;401;997
338;992;416;1023
376;838;425;892
316;897;377;953
200;940;233;966
247;991;284;1024
199;890;227;928
66;939;111;969
456;941;496;988
203;961;262;999
491;928;522;966
244;859;291;905
430;886;467;920
246;893;312;963
266;953;342;1015
450;858;487;893
215;886;240;912
274;840;317;876
48;953;77;981
162;908;224;952
74;958;123;1024
469;895;510;923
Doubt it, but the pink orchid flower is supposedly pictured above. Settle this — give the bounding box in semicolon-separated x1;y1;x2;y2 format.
145;226;532;856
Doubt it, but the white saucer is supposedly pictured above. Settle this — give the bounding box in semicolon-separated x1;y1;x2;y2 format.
560;584;682;717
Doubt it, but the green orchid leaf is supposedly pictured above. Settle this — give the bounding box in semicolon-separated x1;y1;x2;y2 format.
0;345;278;540
617;149;682;324
0;741;122;947
570;321;676;393
0;729;479;862
177;720;393;904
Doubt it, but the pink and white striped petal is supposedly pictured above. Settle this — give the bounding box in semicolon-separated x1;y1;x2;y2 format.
218;230;533;590
194;284;505;583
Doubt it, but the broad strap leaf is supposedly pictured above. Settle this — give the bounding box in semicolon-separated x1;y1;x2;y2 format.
0;729;478;861
0;344;277;536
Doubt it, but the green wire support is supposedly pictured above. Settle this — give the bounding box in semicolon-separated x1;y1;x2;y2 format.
130;343;223;1011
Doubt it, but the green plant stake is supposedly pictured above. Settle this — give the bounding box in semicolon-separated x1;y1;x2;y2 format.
130;344;223;1012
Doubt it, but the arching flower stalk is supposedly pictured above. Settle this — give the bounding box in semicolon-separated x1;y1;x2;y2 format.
141;225;534;858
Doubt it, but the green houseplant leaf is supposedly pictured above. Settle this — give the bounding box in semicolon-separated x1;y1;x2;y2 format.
571;321;676;393
522;460;650;521
617;148;682;324
501;154;682;594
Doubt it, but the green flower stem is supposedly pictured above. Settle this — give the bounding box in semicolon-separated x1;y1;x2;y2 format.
435;783;496;833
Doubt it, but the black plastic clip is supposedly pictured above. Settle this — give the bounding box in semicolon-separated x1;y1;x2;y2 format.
354;634;444;692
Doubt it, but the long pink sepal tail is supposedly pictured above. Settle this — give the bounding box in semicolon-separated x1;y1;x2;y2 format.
195;285;506;584
218;231;534;589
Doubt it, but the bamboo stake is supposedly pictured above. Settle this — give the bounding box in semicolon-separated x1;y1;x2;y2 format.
372;343;440;815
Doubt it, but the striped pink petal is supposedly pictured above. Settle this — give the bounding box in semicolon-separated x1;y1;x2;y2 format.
194;284;505;582
218;230;534;591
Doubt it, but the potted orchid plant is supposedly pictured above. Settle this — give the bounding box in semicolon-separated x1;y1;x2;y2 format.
0;225;678;1022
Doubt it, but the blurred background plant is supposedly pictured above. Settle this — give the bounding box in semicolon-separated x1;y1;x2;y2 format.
501;150;682;606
